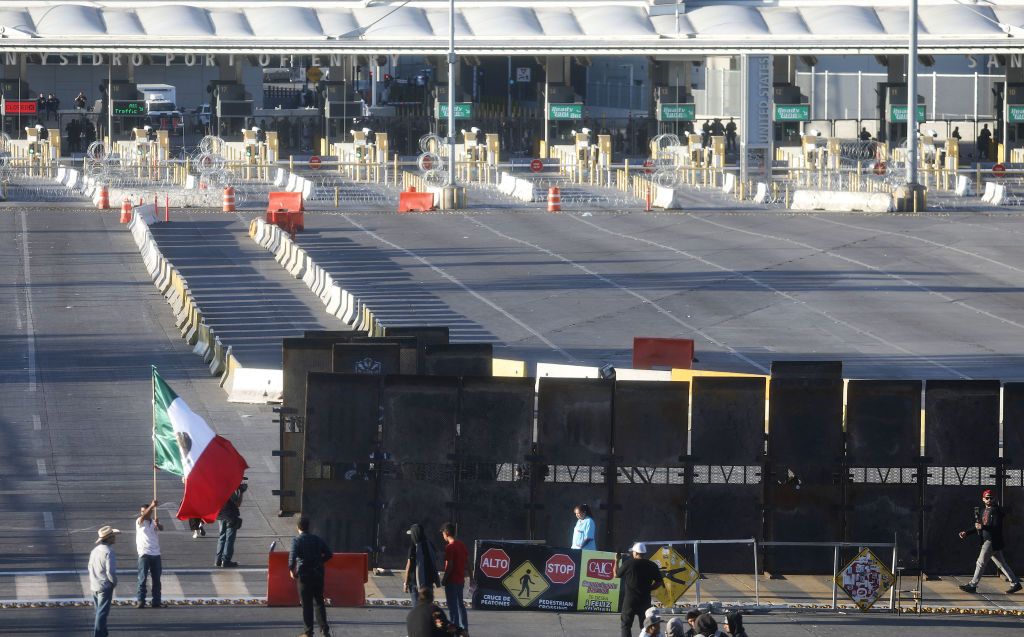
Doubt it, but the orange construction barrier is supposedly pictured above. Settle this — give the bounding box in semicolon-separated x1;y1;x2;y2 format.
223;186;236;212
266;192;305;233
97;185;109;210
119;198;132;223
397;186;435;213
547;186;561;212
266;548;368;607
632;337;695;370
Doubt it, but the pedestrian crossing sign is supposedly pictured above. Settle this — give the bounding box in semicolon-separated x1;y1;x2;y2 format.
651;546;700;607
502;560;549;608
834;547;895;611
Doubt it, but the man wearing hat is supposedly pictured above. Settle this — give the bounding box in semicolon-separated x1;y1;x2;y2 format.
89;525;120;637
641;614;664;636
958;489;1022;594
614;542;663;637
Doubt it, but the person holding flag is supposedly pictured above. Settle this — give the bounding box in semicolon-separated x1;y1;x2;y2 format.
151;366;249;533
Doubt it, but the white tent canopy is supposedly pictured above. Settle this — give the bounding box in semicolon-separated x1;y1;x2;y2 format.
1;0;1024;54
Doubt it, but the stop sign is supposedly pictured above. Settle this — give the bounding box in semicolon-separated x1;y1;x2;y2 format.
479;548;510;579
643;159;654;174
873;161;886;176
309;156;322;170
545;553;576;585
994;163;1006;176
530;158;544;173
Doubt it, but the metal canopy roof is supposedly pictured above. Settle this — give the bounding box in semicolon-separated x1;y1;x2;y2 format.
1;1;1024;55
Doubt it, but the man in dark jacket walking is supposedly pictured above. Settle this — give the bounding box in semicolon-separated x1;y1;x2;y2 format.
959;489;1021;594
289;516;333;637
215;477;247;567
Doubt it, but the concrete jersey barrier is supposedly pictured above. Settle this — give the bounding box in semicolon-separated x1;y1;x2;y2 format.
791;190;893;213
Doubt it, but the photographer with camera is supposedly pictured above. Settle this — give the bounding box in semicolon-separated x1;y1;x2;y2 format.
613;543;663;637
958;489;1021;594
215;475;247;568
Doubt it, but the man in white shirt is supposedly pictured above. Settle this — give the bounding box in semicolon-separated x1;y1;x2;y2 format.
89;525;119;637
135;499;163;609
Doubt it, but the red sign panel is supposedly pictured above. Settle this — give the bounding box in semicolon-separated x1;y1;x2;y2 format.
872;161;886;176
545;553;576;585
643;159;654;174
586;558;615;581
479;548;511;579
309;156;322;170
4;100;37;115
993;163;1006;176
530;158;544;173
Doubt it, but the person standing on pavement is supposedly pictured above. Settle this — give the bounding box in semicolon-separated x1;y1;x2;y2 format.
722;612;747;637
216;476;247;567
135;500;163;608
958;488;1022;594
404;523;441;605
440;523;468;632
614;542;663;637
89;525;120;637
571;504;596;550
289;516;333;637
693;613;719;637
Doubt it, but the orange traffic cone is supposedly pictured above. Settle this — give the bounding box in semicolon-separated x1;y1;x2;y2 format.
119;198;132;224
547;186;561;213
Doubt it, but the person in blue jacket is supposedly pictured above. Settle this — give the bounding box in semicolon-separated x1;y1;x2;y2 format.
571;503;596;550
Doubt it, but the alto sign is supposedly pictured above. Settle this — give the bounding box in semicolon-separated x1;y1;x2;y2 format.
545;553;576;584
479;548;511;579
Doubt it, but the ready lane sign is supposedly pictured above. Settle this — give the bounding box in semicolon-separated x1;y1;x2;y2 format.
436;102;473;120
502;560;549;608
834;547;895;611
548;103;583;120
773;104;810;122
658;103;696;122
888;104;926;123
650;546;699;607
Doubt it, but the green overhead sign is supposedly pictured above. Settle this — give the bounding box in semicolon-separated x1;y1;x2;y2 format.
1008;105;1024;123
888;104;926;123
112;100;146;116
548;103;583;120
436;102;473;119
657;103;696;122
773;104;810;122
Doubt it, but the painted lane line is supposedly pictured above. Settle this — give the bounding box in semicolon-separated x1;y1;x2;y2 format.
570;214;968;379
159;573;185;599
339;214;575;362
36;460;46;476
42;512;54;530
19;212;37;392
211;570;249;597
264;457;279;474
468;216;769;373
32;415;41;431
15;575;48;600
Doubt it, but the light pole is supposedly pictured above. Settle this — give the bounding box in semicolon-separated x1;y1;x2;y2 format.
906;0;918;187
447;0;456;188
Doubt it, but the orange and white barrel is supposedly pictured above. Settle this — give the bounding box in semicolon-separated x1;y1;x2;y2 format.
547;186;561;213
97;185;110;210
119;198;132;223
223;186;236;213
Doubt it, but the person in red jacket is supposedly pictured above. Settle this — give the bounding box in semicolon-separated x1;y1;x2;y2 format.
440;523;468;633
959;489;1021;594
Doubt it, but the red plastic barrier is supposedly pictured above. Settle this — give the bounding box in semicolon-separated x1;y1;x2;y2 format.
398;188;435;213
266;550;368;607
632;337;695;370
266;191;305;234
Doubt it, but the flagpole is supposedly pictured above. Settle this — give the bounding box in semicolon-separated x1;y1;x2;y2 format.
151;365;158;523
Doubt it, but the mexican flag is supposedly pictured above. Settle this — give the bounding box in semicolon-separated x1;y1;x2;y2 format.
153;368;248;522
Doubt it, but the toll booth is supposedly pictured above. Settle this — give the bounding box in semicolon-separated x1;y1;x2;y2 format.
1;80;36;138
211;82;254;138
330;128;388;181
322;81;363;148
772;84;809;146
878;84;925;146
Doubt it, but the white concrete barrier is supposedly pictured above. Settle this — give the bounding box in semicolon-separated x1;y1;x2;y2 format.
982;181;996;203
991;183;1007;205
652;185;680;210
511;177;535;202
722;172;736;194
286;173;298;192
301;178;313;200
223;365;283;403
955;175;973;197
791;190;893;213
274;168;287;187
753;182;769;204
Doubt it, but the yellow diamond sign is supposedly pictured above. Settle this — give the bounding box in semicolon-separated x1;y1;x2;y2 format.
650;546;699;607
502;559;549;608
834;547;895;611
306;66;323;83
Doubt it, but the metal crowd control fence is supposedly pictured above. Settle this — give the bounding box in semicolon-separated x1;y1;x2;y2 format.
637;538;898;611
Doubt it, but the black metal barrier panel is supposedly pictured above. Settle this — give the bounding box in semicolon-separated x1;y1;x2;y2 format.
381;326;450;374
922;380;1000;574
379;377;460;566
332;343;402;376
536;378;613;549
472;541;621;613
766;365;844;574
1003;383;1024;564
457;378;536;545
279;335;363;514
351;336;419;374
611;381;689;556
688;377;767;572
846;380;922;569
424;343;493;377
301;373;379;553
